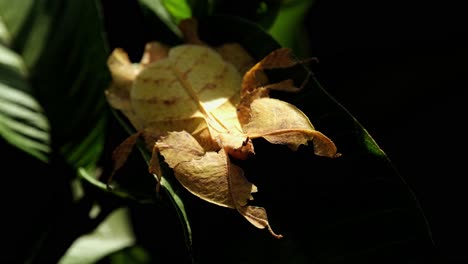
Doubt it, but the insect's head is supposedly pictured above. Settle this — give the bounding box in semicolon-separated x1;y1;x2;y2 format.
229;137;255;160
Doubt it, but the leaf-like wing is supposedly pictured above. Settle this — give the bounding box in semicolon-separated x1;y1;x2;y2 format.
229;162;283;238
156;131;238;208
243;97;340;158
131;44;243;134
156;131;281;237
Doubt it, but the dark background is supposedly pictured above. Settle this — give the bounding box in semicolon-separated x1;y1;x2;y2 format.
307;0;467;263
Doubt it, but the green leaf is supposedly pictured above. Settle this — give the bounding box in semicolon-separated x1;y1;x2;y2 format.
0;0;111;170
1;3;118;260
160;175;193;250
162;0;192;24
59;207;136;264
0;1;34;45
0;16;11;45
78;167;154;204
0;0;54;69
138;0;184;38
204;0;281;29
0;0;109;169
98;246;152;264
268;0;315;57
0;40;50;162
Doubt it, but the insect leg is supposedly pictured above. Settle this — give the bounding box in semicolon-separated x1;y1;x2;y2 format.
107;131;142;189
148;144;163;193
178;18;205;45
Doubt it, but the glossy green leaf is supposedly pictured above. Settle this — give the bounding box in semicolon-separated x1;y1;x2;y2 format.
138;0;183;37
59;208;136;264
0;16;11;45
160;175;193;249
0;1;33;45
1;0;110;169
268;0;315;56
162;0;192;24
0;39;50;162
1;3;116;261
97;246;152;264
0;0;52;68
78;168;153;204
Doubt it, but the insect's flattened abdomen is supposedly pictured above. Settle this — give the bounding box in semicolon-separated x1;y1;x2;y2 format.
216;43;256;76
170;45;242;111
131;44;244;136
131;57;201;124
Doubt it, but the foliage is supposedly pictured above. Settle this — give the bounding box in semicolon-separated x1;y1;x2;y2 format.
0;0;434;263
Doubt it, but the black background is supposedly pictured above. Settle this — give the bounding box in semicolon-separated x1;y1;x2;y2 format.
307;0;467;263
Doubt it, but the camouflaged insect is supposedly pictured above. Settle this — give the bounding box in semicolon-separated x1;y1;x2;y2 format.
105;18;340;238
